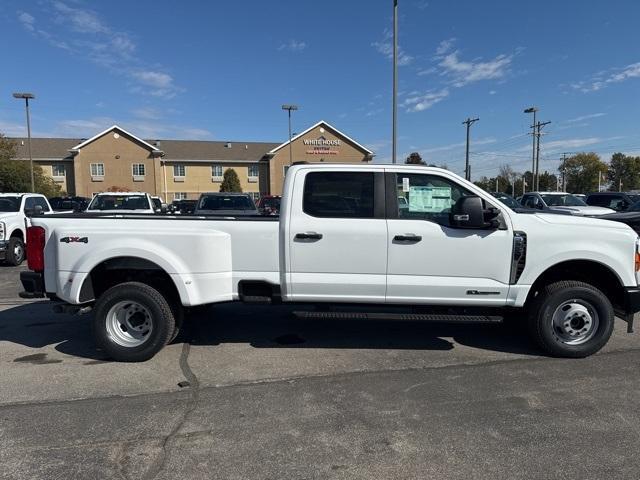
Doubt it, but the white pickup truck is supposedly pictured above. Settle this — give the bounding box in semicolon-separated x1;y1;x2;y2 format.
20;164;640;361
0;193;53;265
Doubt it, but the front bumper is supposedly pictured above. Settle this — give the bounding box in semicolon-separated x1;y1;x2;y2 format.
620;287;640;333
0;240;7;261
19;271;45;299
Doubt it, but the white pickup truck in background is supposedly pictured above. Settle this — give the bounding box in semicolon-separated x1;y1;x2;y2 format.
86;192;156;214
0;193;53;265
20;164;640;361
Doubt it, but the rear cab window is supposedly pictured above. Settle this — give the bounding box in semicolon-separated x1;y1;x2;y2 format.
303;171;375;218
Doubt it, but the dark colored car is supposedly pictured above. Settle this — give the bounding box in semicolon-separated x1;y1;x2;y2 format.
586;192;640;212
171;199;197;215
48;196;90;212
489;192;521;210
194;193;259;216
597;200;640;234
256;195;281;215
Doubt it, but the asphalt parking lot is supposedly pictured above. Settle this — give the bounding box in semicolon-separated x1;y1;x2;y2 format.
1;265;639;479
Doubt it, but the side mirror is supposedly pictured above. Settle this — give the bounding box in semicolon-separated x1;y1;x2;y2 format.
25;205;44;216
450;196;499;229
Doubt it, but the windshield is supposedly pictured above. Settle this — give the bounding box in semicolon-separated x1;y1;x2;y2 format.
89;195;150;210
491;193;520;209
541;194;587;207
0;197;21;212
198;195;255;211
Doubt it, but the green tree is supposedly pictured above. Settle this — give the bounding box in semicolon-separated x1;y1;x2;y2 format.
538;170;559;191
561;152;608;194
219;168;242;192
405;152;426;165
0;133;61;197
607;152;640;191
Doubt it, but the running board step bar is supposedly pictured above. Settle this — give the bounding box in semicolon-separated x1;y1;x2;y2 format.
294;311;503;323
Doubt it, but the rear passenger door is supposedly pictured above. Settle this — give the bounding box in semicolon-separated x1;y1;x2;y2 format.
286;169;388;302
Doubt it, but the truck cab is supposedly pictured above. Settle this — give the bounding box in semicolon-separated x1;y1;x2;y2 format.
0;193;52;265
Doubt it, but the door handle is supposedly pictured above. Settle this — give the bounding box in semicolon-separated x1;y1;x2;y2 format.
295;232;323;240
393;234;422;243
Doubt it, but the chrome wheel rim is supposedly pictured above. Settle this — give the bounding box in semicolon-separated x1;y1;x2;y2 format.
14;243;24;262
551;299;599;345
105;301;153;347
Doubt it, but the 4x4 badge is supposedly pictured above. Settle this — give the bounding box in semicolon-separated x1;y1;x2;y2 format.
60;237;88;244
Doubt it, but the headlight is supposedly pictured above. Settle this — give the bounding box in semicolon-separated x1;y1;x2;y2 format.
0;221;5;241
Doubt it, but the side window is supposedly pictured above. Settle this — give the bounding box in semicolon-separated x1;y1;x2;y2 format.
395;173;473;226
34;197;50;212
303;172;374;218
24;197;36;211
522;195;537;208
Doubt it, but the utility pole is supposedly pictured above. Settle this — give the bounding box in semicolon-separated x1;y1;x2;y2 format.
560;152;570;192
392;0;398;164
524;107;538;190
281;104;298;166
534;120;551;191
462;117;479;181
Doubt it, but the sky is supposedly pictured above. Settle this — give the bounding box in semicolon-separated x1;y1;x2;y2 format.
1;0;639;179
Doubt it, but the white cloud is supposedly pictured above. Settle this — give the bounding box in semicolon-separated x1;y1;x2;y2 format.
489;90;497;95
563;113;606;123
49;117;212;140
572;62;640;92
17;11;35;31
16;4;181;99
435;38;456;55
402;89;449;112
415;1;429;9
542;137;603;150
278;39;307;52
52;1;108;34
372;30;413;66
439;51;512;87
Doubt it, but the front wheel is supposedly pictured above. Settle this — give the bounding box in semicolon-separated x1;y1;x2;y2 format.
527;280;614;358
93;282;175;362
5;237;25;266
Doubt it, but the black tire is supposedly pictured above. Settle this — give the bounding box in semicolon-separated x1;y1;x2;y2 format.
168;303;184;344
5;237;25;266
527;280;614;358
93;282;175;362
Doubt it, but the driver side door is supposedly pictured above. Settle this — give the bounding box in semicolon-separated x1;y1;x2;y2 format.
385;170;513;305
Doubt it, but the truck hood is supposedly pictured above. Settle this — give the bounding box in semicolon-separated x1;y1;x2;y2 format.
533;211;633;230
0;212;20;221
549;205;615;216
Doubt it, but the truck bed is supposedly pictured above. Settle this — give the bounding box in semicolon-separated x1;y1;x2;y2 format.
31;213;280;305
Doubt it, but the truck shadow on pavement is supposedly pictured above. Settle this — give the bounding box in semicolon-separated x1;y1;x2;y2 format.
0;301;542;361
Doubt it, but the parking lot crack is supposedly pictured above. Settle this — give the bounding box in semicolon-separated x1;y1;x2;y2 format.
142;334;200;480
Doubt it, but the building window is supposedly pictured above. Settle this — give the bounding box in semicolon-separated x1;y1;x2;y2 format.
132;163;146;176
174;192;187;200
52;164;66;177
173;164;186;181
248;165;259;182
90;163;105;180
211;165;223;181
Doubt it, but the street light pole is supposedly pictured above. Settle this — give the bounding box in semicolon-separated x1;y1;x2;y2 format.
13;92;35;192
281;104;298;166
392;0;398;164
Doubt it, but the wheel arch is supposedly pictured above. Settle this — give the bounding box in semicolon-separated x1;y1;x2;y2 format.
79;256;184;306
526;259;625;310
